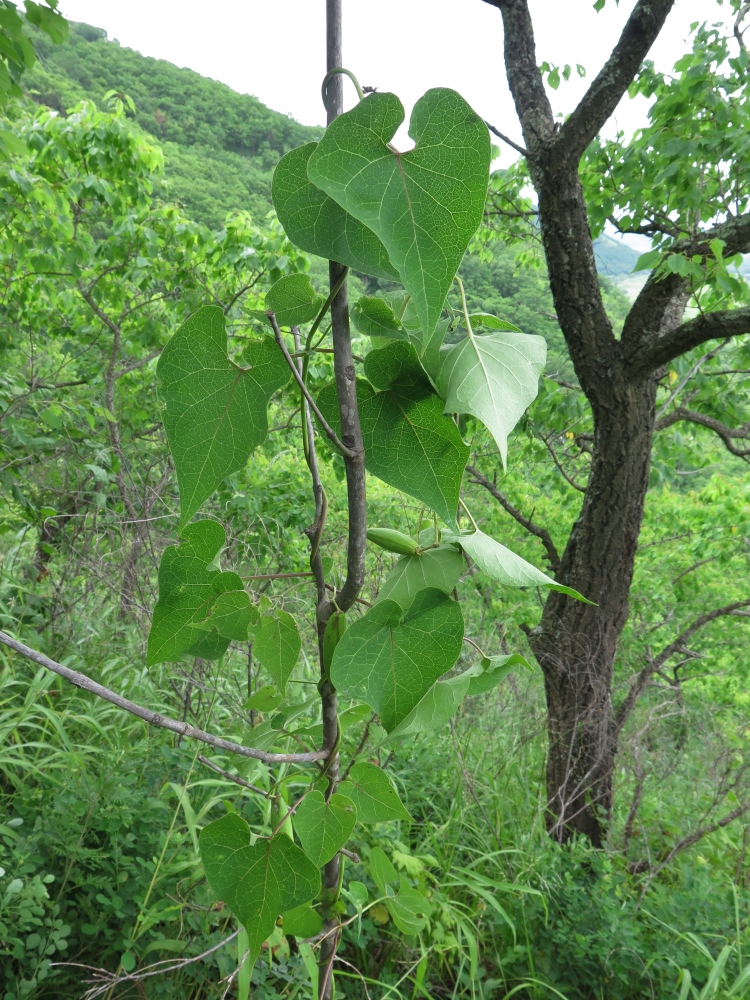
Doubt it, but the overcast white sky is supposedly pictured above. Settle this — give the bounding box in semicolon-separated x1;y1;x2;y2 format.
56;0;726;137
54;0;730;249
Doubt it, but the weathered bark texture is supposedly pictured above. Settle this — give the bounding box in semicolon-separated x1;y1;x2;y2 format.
482;0;750;843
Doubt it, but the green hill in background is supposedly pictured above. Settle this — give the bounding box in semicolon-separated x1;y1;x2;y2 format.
25;21;321;227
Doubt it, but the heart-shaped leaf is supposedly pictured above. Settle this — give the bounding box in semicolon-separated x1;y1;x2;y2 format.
265;273;324;327
338;762;411;823
147;521;244;666
437;330;547;466
157;306;290;530
377;545;465;610
318;342;469;528
330;588;464;731
446;529;593;602
254;610;301;693
197;589;259;641
294;791;357;867
283;903;323;939
351;296;407;341
272;142;398;281
200;813;320;969
308;89;491;338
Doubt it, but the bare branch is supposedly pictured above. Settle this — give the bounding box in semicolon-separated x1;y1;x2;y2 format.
630;307;750;379
655;407;750;459
267;311;355;459
556;0;676;166
485;120;528;158
0;631;328;764
616;600;750;730
654;338;730;419
466;464;560;571
540;434;587;492
197;755;271;797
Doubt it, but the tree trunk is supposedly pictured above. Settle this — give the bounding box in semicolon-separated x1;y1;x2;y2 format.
528;376;657;844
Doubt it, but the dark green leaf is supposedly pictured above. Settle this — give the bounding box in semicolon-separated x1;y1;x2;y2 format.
308;89;491;338
146;521;244;665
265;273;324;327
293;791;357;867
282;903;323;939
254;611;301;693
330;588;464;731
272;142;398;281
157;306;290;529
318;342;469;529
197;589;259;641
338;762;411;823
351;296;407;340
200;813;320;969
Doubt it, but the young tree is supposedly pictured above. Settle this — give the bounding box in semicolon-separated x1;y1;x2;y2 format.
477;0;750;844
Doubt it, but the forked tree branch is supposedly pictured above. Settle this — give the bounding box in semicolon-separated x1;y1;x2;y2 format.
616;600;750;731
466;464;560;571
0;631;328;764
485;120;528;158
655;407;750;459
555;0;675;165
629;306;750;379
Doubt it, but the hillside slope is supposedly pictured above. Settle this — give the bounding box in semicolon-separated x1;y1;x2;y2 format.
25;21;321;227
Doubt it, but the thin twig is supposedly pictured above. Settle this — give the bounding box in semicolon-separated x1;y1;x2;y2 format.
540;434;587;493
0;631;328;764
267;311;354;459
485;120;528;158
197;755;270;797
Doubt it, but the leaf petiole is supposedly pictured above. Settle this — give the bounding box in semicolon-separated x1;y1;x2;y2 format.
455;274;474;341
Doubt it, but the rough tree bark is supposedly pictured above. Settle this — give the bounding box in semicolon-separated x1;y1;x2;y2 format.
481;0;750;844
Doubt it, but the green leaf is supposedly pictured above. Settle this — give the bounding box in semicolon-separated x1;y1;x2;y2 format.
293;791;357;867
467;313;522;332
318;342;469;529
388;877;431;935
466;654;532;696
245;685;283;712
308;89;491;338
383;654;528;742
330;588;464;731
282;903;323;939
157;306;290;530
437;331;546;465
254;611;301;693
446;530;594;603
369;848;430;934
272;142;398;281
200;813;320;969
634;249;662;271
197;589;259;641
351;296;407;341
377;545;465;610
147;521;244;665
369;846;398;893
265;273;324;327
338;762;411;823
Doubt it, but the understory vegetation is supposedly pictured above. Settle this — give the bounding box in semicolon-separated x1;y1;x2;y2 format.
1;7;749;1000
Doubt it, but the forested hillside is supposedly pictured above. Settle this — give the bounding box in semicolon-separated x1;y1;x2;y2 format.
1;8;749;1000
25;21;321;226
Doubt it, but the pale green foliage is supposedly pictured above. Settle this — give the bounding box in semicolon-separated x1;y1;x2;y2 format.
377;545;465;609
308;89;491;337
437;329;547;466
446;529;591;602
265;272;324;327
